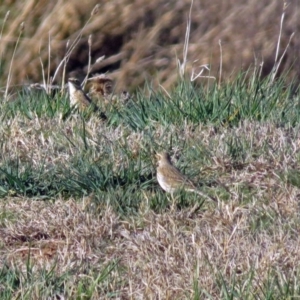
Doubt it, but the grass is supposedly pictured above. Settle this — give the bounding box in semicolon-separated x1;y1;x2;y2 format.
1;71;300;298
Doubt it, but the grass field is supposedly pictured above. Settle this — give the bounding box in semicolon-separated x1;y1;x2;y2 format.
0;71;300;299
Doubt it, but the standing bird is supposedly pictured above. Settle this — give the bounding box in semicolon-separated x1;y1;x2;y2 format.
156;152;216;202
68;77;94;109
68;77;106;119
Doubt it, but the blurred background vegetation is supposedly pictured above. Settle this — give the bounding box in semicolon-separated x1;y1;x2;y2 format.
0;0;299;92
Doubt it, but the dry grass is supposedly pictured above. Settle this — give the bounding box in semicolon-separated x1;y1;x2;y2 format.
1;178;300;298
1;104;300;297
0;0;299;91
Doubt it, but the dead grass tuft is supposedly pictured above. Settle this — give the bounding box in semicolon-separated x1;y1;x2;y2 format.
1;111;300;297
0;0;299;90
1;187;300;298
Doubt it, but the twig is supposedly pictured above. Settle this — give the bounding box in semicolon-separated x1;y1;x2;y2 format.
4;22;24;100
218;39;223;88
179;0;193;79
82;34;93;89
51;4;100;84
61;40;70;94
270;1;293;84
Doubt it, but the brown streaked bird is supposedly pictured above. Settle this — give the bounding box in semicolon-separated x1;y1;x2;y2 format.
87;74;114;104
68;77;93;109
156;152;216;202
68;78;107;119
88;73;131;105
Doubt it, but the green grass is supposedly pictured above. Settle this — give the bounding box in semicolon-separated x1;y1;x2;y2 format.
1;72;300;298
0;258;123;299
0;72;298;203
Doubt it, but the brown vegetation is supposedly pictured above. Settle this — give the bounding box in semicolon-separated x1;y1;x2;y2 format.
0;0;299;91
1;109;300;297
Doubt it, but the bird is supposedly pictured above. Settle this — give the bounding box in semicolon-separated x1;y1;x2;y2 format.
87;74;131;105
87;74;114;104
156;152;216;202
68;77;94;109
68;77;106;119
